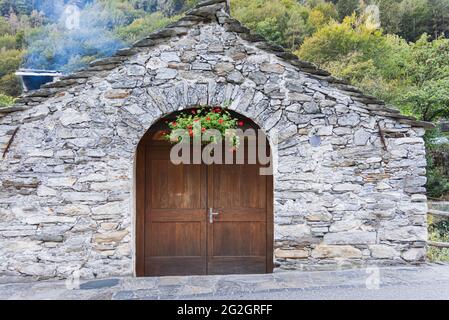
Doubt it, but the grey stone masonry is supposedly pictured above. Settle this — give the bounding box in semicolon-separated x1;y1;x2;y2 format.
0;0;432;280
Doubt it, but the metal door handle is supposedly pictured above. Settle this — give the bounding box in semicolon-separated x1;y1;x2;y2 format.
209;208;219;224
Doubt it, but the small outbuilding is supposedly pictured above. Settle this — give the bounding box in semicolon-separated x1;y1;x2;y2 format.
0;0;432;280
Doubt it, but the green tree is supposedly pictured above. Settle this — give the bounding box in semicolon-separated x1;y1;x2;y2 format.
398;0;431;41
297;14;387;66
0;48;22;77
400;35;449;121
0;72;21;96
114;12;178;44
0;33;15;49
335;0;360;20
0;16;11;34
232;0;337;50
428;0;449;38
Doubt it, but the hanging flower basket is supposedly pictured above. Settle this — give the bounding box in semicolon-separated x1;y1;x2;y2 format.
163;107;244;149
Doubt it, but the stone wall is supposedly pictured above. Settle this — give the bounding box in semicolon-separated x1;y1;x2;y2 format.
0;2;428;280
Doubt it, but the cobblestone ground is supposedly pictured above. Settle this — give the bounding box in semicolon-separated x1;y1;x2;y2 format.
1;265;448;300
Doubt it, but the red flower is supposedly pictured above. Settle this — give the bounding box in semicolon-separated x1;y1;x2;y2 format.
201;127;206;133
188;125;193;129
189;129;194;137
214;107;221;113
238;121;244;127
218;119;224;124
206;117;211;121
171;122;177;126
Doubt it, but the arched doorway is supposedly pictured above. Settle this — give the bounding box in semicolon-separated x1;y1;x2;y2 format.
135;109;273;277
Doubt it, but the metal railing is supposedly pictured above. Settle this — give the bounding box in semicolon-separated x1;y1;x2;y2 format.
428;202;449;248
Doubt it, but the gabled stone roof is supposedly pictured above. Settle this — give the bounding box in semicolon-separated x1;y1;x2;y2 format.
0;0;433;128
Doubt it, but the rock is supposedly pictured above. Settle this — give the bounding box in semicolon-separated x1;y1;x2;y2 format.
324;231;377;245
332;183;362;193
316;126;333;136
249;72;267;85
47;177;77;187
18;264;56;277
156;68;178;80
380;227;427;242
23;215;76;225
303;102;320;114
227;71;244;84
93;230;129;244
330;219;363;232
37;186;57;197
369;245;400;259
354;128;371;146
92;202;124;219
306;212;332;222
275;249;309;259
181;51;197;63
338;113;360;127
60;108;91;126
78;174;107;183
260;63;285;74
62;192;107;203
160;52;180;63
146;57;168;70
402;248;426;262
275;224;317;244
104;90;131;99
192;62;212;70
312;245;362;259
411;194;427;203
127;65;146;76
214;62;234;75
57;204;91;216
288;92;313;102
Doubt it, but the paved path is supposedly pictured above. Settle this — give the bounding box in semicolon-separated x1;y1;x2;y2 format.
1;265;449;300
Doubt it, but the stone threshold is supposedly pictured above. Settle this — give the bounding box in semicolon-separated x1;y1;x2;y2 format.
1;265;449;300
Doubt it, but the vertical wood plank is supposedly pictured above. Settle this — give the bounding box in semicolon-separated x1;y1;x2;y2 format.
135;143;146;277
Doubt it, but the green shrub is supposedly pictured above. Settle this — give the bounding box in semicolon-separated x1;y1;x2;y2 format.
427;168;449;199
0;73;22;96
426;131;449;199
428;215;449;262
114;12;179;44
0;93;15;108
0;49;23;78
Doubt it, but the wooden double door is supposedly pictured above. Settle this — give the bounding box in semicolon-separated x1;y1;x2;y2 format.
136;140;273;277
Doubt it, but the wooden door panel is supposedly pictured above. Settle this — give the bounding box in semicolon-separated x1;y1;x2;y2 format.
212;164;267;209
144;144;207;276
212;222;266;256
145;257;206;276
207;257;266;275
208;161;270;275
149;209;205;222
150;160;203;209
147;222;203;256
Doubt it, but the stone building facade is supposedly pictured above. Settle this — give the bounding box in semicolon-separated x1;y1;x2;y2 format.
0;0;431;280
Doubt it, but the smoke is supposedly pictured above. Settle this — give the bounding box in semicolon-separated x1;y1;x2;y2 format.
23;0;126;73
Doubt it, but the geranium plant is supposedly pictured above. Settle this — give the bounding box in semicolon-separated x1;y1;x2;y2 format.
163;107;244;148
